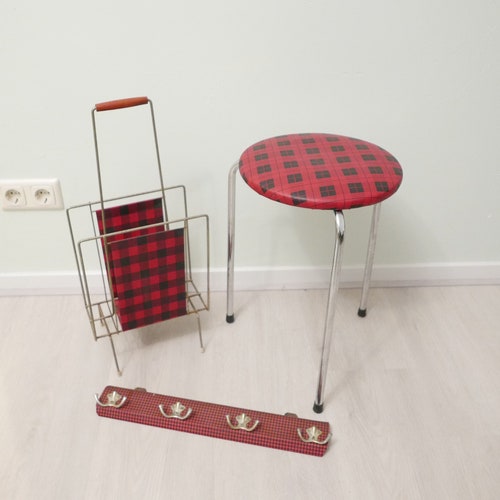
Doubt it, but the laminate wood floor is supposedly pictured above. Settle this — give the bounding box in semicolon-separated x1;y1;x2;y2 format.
0;286;499;499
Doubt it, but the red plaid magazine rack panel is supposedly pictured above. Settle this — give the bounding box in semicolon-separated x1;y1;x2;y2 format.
96;198;188;331
96;198;164;242
96;198;165;296
96;386;331;457
107;228;187;331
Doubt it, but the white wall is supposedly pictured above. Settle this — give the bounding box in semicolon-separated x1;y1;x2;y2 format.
1;0;499;288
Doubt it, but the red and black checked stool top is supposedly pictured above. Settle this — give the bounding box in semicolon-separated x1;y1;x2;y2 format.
239;133;403;209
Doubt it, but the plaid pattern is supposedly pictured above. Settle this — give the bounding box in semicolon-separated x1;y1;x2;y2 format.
106;228;187;331
96;198;164;294
239;133;403;209
96;386;331;457
96;198;164;242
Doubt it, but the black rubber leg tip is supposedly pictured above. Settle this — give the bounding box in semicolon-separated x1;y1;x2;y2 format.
313;402;324;414
226;314;235;324
357;308;367;318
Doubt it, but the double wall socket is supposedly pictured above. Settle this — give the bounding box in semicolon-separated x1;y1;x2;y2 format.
0;179;64;210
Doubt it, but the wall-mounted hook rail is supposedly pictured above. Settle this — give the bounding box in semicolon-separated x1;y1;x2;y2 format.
95;386;331;457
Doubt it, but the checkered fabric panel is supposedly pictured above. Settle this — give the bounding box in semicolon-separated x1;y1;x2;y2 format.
96;198;164;242
106;228;187;331
96;386;331;457
239;133;403;209
96;198;165;295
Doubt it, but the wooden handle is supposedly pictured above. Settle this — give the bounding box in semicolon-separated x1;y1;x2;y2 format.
95;96;149;112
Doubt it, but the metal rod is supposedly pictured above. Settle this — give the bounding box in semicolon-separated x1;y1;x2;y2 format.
91;107;116;318
77;214;207;246
195;312;204;353
202;214;210;311
226;162;239;323
66;208;91;312
67;185;186;212
100;309;122;375
108;333;122;376
358;203;382;317
313;210;345;414
148;99;169;221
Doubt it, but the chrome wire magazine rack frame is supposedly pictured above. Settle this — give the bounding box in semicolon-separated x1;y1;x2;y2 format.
67;97;209;374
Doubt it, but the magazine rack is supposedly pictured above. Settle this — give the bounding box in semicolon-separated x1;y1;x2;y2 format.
67;98;209;374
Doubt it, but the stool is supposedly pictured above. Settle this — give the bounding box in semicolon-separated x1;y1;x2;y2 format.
226;133;403;413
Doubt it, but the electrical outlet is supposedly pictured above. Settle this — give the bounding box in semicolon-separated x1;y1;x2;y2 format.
0;179;64;210
1;185;27;208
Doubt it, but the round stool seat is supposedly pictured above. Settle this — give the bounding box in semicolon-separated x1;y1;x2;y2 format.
239;133;403;210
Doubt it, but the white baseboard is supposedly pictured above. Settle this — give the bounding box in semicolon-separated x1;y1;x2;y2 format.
215;262;500;290
1;262;499;296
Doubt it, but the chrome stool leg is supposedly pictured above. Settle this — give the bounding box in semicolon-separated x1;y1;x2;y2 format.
226;162;239;323
358;203;382;317
313;210;345;413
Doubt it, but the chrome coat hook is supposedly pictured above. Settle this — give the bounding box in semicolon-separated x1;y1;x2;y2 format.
297;426;331;445
94;390;127;408
159;401;193;420
226;413;260;432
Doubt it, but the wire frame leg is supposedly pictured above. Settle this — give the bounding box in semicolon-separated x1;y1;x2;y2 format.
313;210;345;414
194;311;205;353
108;334;122;376
99;309;122;375
358;203;382;317
226;162;239;323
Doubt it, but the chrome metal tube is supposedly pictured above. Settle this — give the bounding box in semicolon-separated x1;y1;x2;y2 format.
148;99;169;221
313;210;345;413
226;162;239;323
358;203;382;317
